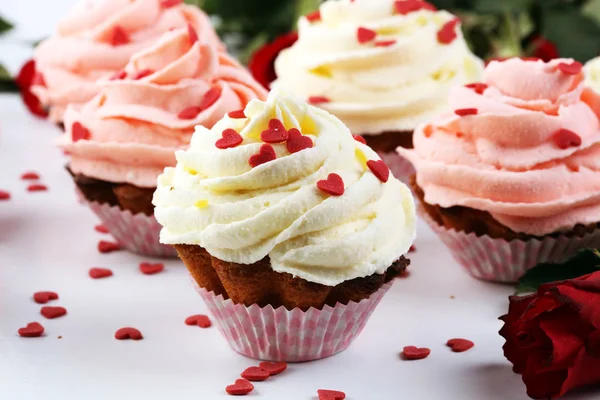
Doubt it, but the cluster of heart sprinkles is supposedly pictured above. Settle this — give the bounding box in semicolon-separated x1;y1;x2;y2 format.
0;170;50;201
401;338;474;360
460;60;584;152
212;116;391;197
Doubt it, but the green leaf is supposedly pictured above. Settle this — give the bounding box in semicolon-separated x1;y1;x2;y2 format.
0;64;18;93
516;249;600;294
0;15;13;36
472;0;532;13
542;9;600;62
583;0;600;26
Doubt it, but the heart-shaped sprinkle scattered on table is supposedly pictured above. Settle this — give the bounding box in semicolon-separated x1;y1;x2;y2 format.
94;224;109;234
185;314;212;328
27;184;48;192
98;240;121;253
18;322;44;338
114;327;143;340
447;338;474;353
258;362;287;376
41;306;67;319
240;366;270;382
225;379;254;396
89;268;113;279
21;171;40;180
318;389;346;400
139;262;164;275
33;291;59;304
402;345;431;360
0;190;10;200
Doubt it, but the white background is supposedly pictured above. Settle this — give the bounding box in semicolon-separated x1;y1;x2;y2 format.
0;1;596;399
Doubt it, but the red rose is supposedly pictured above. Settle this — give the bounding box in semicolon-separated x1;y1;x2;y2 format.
531;36;559;62
248;32;298;90
499;272;600;399
16;59;48;118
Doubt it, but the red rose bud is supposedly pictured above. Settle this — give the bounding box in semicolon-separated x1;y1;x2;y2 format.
531;36;559;62
248;32;299;89
499;271;600;399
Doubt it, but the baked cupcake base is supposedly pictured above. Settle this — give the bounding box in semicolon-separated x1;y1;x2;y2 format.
363;131;415;183
176;244;408;311
411;176;600;282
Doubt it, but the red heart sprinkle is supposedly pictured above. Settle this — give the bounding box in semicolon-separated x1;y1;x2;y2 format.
318;389;346;400
185;314;212;328
287;128;313;154
228;109;246;119
409;244;416;253
437;18;460;44
160;0;182;7
394;0;436;14
357;27;377;44
353;135;367;144
455;108;478;116
89;268;113;279
557;61;582;75
188;23;198;43
139;262;164;275
41;306;67;319
18;322;44;338
367;160;390;183
465;82;488;95
21;171;40;180
375;40;396;47
402;346;431;360
177;106;202;120
200;87;221;110
32;72;46;87
27;184;48;192
115;327;143;340
317;173;345;196
240;366;270;382
447;338;474;353
98;240;121;253
110;26;129;46
72;122;91;142
225;379;254;396
216;129;243;149
132;69;154;80
249;144;277;168
308;96;330;104
0;190;10;200
110;70;127;80
552;128;582;149
305;10;321;23
33;291;59;304
94;224;109;234
258;362;287;376
261;119;289;143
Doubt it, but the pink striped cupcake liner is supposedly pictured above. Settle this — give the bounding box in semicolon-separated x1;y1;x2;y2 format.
376;150;414;184
192;279;393;362
422;213;600;283
82;197;177;258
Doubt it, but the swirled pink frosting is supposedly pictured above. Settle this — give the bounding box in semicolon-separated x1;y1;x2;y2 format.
57;28;267;188
399;58;600;235
32;0;223;123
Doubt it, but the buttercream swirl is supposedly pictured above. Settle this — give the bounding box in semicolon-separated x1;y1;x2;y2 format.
33;0;223;122
273;0;483;134
585;56;600;94
153;90;416;286
57;28;267;188
399;58;600;236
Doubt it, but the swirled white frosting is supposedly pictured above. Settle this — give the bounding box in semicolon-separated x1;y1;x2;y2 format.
585;56;600;94
153;90;416;285
273;0;483;134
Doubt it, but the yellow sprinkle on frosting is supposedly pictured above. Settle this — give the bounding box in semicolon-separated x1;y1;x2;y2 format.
195;200;209;209
355;148;368;168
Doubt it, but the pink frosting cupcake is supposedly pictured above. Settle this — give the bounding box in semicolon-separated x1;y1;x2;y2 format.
57;27;267;257
400;58;600;282
32;0;223;124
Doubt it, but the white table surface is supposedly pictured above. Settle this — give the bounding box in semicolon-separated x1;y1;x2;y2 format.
0;2;596;399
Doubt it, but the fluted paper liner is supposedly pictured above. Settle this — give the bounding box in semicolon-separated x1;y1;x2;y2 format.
192;278;393;362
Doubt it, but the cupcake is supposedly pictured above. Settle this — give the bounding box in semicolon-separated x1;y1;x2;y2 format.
273;0;483;182
57;27;267;257
153;89;416;361
399;58;600;282
32;0;223;124
585;56;600;94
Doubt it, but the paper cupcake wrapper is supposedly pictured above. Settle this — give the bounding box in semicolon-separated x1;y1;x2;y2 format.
193;278;393;362
422;212;600;283
376;150;415;184
81;194;177;258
